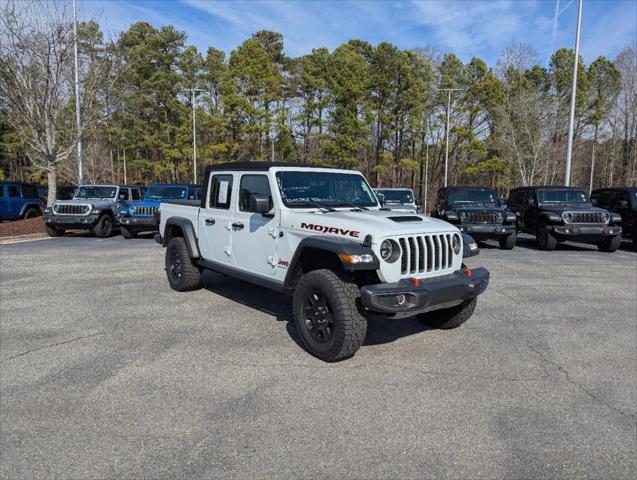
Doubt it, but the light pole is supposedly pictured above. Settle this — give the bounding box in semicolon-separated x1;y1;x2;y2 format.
181;88;206;184
72;0;83;184
269;128;276;162
564;0;583;187
437;88;461;187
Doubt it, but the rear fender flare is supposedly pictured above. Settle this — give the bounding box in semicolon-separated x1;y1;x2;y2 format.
163;217;200;259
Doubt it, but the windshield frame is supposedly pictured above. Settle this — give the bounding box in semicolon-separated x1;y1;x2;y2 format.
537;188;591;206
375;189;414;204
275;170;379;209
447;188;500;206
74;186;117;199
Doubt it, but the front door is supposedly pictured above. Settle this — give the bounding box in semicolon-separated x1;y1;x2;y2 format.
231;174;278;276
198;173;234;264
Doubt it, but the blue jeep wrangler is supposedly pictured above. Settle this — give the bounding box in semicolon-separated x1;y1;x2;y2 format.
118;184;201;239
0;182;43;221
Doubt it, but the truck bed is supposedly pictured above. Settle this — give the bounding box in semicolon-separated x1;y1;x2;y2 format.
159;201;201;238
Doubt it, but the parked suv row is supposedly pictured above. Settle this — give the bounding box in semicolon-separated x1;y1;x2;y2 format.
433;185;629;253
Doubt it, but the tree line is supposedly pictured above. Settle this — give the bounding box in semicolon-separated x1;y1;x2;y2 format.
1;1;635;206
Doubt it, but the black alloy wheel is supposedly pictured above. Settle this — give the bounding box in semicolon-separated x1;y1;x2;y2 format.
302;289;335;343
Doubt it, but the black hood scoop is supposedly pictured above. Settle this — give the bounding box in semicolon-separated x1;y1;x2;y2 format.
388;216;423;223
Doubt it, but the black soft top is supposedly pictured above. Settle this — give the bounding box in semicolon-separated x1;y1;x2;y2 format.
443;185;495;191
204;162;332;175
510;186;587;192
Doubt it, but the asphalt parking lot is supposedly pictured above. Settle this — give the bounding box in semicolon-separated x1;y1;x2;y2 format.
1;234;636;479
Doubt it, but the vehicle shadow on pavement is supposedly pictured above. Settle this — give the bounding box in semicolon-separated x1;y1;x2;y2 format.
514;235;599;252
199;271;433;349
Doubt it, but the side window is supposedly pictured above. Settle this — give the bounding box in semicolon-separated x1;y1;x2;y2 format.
131;188;141;200
118;188;129;201
8;185;20;197
208;174;233;210
239;175;272;212
22;185;38;198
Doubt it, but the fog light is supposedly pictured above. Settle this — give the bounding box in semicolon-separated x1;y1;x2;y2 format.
396;294;406;305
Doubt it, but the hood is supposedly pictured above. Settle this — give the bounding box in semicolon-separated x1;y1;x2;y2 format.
540;204;607;214
451;204;505;212
284;209;457;243
382;204;417;212
53;198;116;209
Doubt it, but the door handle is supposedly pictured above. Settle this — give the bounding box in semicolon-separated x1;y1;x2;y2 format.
232;222;244;230
205;218;215;225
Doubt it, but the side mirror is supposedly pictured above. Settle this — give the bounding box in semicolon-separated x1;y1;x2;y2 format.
377;193;385;206
250;193;270;214
619;200;628;208
415;199;422;206
526;198;536;206
591;198;598;206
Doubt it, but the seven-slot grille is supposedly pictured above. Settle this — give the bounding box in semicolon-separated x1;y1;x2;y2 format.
463;211;500;224
568;211;605;224
53;204;90;215
397;234;455;275
130;206;158;216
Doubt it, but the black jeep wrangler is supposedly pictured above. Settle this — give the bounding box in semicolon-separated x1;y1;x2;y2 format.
431;186;517;249
591;187;637;251
507;186;623;252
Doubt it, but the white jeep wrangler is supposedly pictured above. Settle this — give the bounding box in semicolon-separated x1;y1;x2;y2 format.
156;162;489;362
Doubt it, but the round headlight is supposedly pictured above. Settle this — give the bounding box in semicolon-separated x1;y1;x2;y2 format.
495;212;503;223
458;211;467;221
452;234;461;254
601;212;610;222
563;212;574;223
380;239;400;263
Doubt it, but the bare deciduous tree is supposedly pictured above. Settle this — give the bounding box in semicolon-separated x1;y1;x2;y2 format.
0;0;108;204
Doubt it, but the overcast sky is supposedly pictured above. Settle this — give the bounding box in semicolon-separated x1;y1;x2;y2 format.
81;0;637;65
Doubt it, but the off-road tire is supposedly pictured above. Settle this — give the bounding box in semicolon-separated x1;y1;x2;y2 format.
23;208;40;219
417;297;477;330
121;226;137;239
536;222;557;251
45;225;65;237
292;269;367;362
165;237;201;291
499;230;516;250
94;214;114;238
597;235;621;252
632;229;637;251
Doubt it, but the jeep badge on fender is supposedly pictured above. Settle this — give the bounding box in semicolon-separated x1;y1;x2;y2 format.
155;162;489;362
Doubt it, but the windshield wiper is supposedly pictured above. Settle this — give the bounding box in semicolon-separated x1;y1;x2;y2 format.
329;202;368;211
292;202;337;212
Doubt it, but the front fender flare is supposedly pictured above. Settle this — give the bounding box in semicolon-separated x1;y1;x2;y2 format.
284;236;379;289
163;216;200;259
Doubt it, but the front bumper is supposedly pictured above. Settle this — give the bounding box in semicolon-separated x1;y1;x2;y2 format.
550;224;622;242
360;267;489;318
119;215;157;231
458;224;515;239
44;213;99;229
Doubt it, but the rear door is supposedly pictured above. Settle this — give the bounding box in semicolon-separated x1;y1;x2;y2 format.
198;173;234;264
6;184;22;219
231;174;278;276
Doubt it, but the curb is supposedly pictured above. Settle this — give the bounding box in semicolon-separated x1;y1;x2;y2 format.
0;233;52;245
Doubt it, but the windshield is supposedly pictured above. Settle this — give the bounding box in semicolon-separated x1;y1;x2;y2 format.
144;186;187;200
448;189;499;206
538;189;590;205
74;186;116;199
276;171;378;208
376;189;414;204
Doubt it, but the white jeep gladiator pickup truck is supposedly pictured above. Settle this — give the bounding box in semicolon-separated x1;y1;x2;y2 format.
156;162;489;362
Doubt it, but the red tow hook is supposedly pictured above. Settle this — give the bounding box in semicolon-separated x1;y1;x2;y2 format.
410;277;421;287
463;267;473;278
